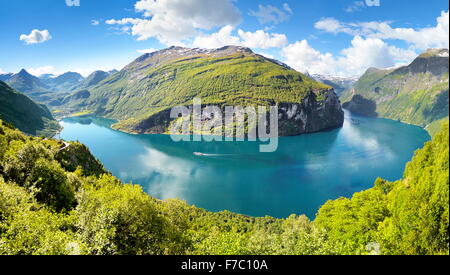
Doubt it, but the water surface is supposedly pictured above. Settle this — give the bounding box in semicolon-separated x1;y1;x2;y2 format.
60;112;430;218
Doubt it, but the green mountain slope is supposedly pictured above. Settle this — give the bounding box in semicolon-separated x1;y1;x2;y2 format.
0;119;448;255
341;49;449;132
0;80;60;137
61;46;344;136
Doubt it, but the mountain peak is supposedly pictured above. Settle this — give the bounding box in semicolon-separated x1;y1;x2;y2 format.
17;69;32;77
419;48;449;59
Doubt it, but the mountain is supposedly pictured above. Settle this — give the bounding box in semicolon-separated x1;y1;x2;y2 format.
0;73;13;82
6;69;49;94
62;46;344;136
312;75;358;96
75;70;110;90
341;49;449;132
0;80;60;136
41;72;84;92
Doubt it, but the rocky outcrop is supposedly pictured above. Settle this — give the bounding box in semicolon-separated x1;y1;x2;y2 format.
278;89;344;136
123;89;344;137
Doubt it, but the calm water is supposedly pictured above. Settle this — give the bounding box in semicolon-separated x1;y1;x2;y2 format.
60;111;430;218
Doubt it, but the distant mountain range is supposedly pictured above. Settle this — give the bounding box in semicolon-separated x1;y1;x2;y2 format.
58;45;344;136
0;80;59;137
0;69;117;105
311;74;358;96
341;48;449;135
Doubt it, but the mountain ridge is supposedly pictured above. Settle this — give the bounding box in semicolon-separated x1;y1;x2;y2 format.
60;45;345;136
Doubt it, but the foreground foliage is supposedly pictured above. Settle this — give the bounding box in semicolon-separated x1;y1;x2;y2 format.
0;119;448;255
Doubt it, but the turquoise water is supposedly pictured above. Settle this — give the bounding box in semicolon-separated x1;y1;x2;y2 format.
60;111;430;219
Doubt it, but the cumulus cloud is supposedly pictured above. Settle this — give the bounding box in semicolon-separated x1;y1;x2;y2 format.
315;10;449;50
192;25;288;49
106;0;241;45
282;36;417;77
249;3;293;25
19;29;52;45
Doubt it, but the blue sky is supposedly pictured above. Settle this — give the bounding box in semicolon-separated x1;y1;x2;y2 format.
0;0;448;77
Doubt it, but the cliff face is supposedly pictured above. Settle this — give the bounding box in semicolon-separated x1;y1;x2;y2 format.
116;89;344;137
341;49;449;129
62;46;345;137
278;89;344;136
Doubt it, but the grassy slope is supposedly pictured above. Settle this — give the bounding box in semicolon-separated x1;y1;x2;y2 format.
0;81;60;137
64;49;331;132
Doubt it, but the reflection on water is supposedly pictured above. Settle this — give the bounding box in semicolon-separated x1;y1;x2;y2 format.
60;111;430;218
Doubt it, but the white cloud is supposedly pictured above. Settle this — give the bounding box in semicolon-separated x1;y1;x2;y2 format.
238;29;288;48
26;66;61;77
192;25;241;49
106;0;241;45
19;29;52;45
344;1;366;13
91;20;100;26
315;10;449;50
282;36;418;77
192;25;287;49
0;68;6;74
249;3;293;25
314;18;354;34
137;48;157;54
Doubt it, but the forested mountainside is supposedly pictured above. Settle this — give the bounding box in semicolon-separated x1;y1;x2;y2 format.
0;118;447;255
59;46;344;136
0;81;59;137
341;49;449;133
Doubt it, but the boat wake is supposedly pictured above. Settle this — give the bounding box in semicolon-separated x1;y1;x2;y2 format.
193;152;237;157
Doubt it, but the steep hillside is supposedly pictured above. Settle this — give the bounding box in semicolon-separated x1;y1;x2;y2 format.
0;81;60;137
341;49;449;131
61;46;344;136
